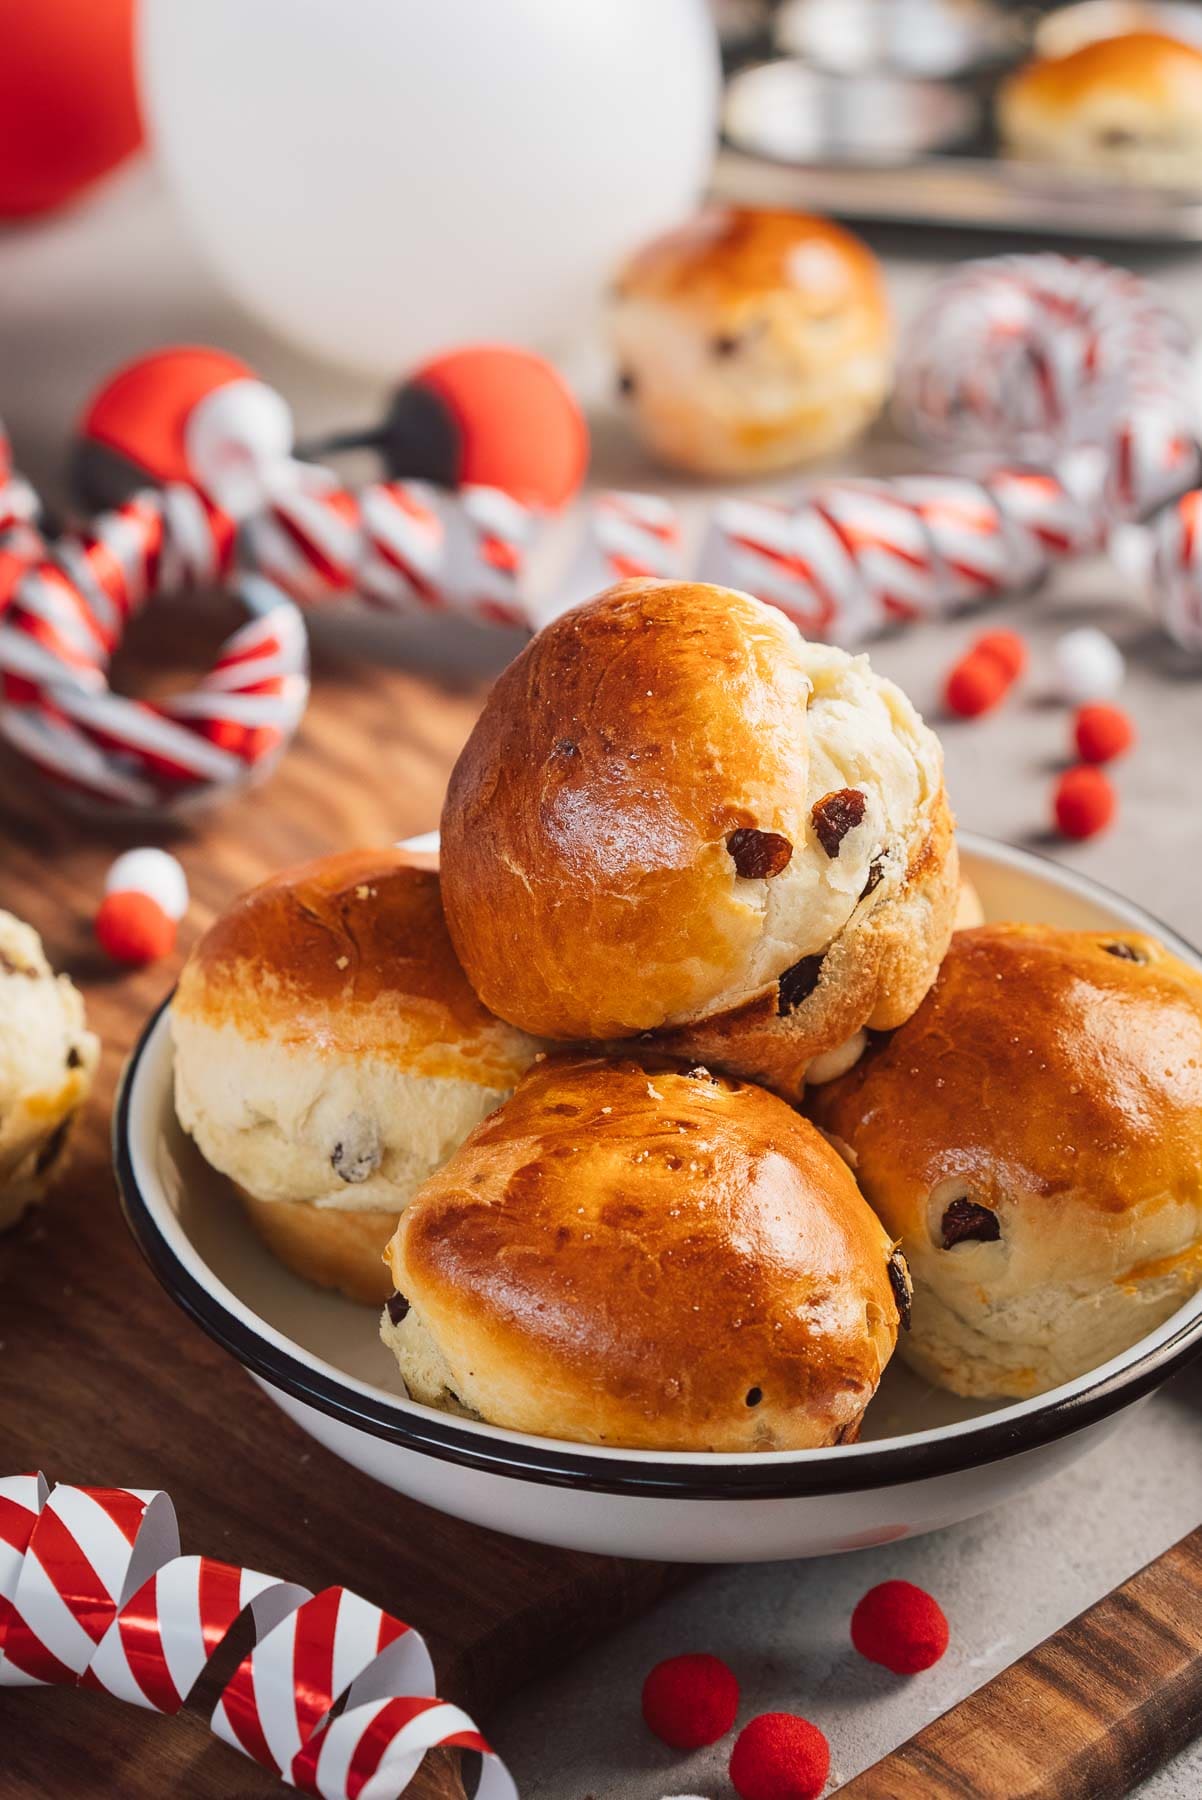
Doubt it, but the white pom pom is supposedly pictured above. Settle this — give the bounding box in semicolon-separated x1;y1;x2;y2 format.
184;378;294;518
104;848;189;921
1053;627;1126;703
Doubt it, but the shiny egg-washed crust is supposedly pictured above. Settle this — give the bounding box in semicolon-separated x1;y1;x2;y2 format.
384;1055;907;1452
441;580;956;1092
654;785;958;1096
236;1186;396;1307
809;924;1202;1398
999;34;1202;183
175;847;535;1089
613;207;889;318
610;208;891;477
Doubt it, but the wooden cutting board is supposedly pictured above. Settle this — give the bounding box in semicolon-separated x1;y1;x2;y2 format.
0;607;693;1798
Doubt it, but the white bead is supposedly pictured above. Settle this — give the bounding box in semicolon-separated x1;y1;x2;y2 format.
184;377;294;518
104;848;189;921
1053;627;1126;703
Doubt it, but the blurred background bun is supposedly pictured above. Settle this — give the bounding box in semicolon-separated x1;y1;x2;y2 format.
809;923;1202;1398
173;849;544;1303
441;580;957;1097
609;206;892;475
383;1053;910;1451
999;32;1202;185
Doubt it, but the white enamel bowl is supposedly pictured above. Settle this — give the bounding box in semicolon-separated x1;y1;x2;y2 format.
115;836;1202;1562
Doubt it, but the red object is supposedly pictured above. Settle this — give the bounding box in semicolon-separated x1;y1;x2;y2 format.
0;0;142;218
851;1580;950;1675
944;652;1008;718
95;891;177;965
76;347;255;495
971;628;1028;682
729;1712;831;1800
1074;703;1136;765
641;1652;739;1750
1054;765;1117;840
397;345;588;510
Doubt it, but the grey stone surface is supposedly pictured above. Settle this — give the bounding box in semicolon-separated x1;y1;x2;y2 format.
1;162;1199;1799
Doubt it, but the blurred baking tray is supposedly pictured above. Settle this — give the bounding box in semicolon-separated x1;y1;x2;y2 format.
718;55;1202;242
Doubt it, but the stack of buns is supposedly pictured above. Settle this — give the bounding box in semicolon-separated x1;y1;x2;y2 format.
175;576;1202;1449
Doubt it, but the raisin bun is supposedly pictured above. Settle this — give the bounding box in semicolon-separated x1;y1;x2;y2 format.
382;1054;910;1452
610;206;892;475
809;924;1202;1399
173;849;544;1304
998;32;1202;186
0;910;98;1231
440;579;958;1098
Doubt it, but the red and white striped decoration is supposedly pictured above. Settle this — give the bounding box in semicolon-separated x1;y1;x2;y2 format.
0;479;309;813
895;253;1199;521
540;490;684;626
1147;486;1202;652
696;467;1098;648
0;1474;516;1800
242;478;532;626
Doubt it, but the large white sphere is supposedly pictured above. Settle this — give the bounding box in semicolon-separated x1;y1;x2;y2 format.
139;0;719;376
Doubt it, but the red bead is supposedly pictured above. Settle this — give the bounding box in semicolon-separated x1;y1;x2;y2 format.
944;653;1007;718
95;891;177;966
1054;765;1117;841
1073;703;1135;766
851;1580;949;1675
641;1651;739;1750
971;628;1028;683
729;1712;831;1800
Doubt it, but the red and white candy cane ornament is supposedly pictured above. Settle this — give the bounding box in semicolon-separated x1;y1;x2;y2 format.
696;465;1098;648
536;489;684;627
0;482;308;813
242;477;533;627
895;254;1199;520
0;1474;516;1800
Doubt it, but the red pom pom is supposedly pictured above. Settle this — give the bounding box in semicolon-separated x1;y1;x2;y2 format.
407;345;588;511
729;1712;831;1800
970;629;1028;683
1073;703;1135;766
641;1651;739;1750
95;891;176;966
944;653;1007;718
1054;765;1117;841
852;1580;949;1675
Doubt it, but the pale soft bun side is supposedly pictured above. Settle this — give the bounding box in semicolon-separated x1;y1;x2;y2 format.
237;1189;396;1307
440;581;956;1096
610;207;893;476
173;849;544;1302
0;910;98;1230
809;924;1202;1398
383;1054;908;1453
999;33;1202;186
954;875;986;931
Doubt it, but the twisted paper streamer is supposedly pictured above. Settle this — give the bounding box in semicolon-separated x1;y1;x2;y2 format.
0;1474;516;1800
894;253;1200;521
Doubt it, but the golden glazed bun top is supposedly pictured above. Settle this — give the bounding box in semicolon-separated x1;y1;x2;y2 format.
440;579;943;1041
614;206;889;326
809;922;1202;1240
1002;31;1202;113
175;848;537;1089
386;1054;907;1451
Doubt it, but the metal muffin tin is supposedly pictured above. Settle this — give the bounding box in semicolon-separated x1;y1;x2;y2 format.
717;0;1202;242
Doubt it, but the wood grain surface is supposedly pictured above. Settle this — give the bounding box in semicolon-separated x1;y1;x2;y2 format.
837;1526;1202;1799
0;606;691;1800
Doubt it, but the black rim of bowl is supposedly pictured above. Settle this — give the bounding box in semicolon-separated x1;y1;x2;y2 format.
114;842;1202;1502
